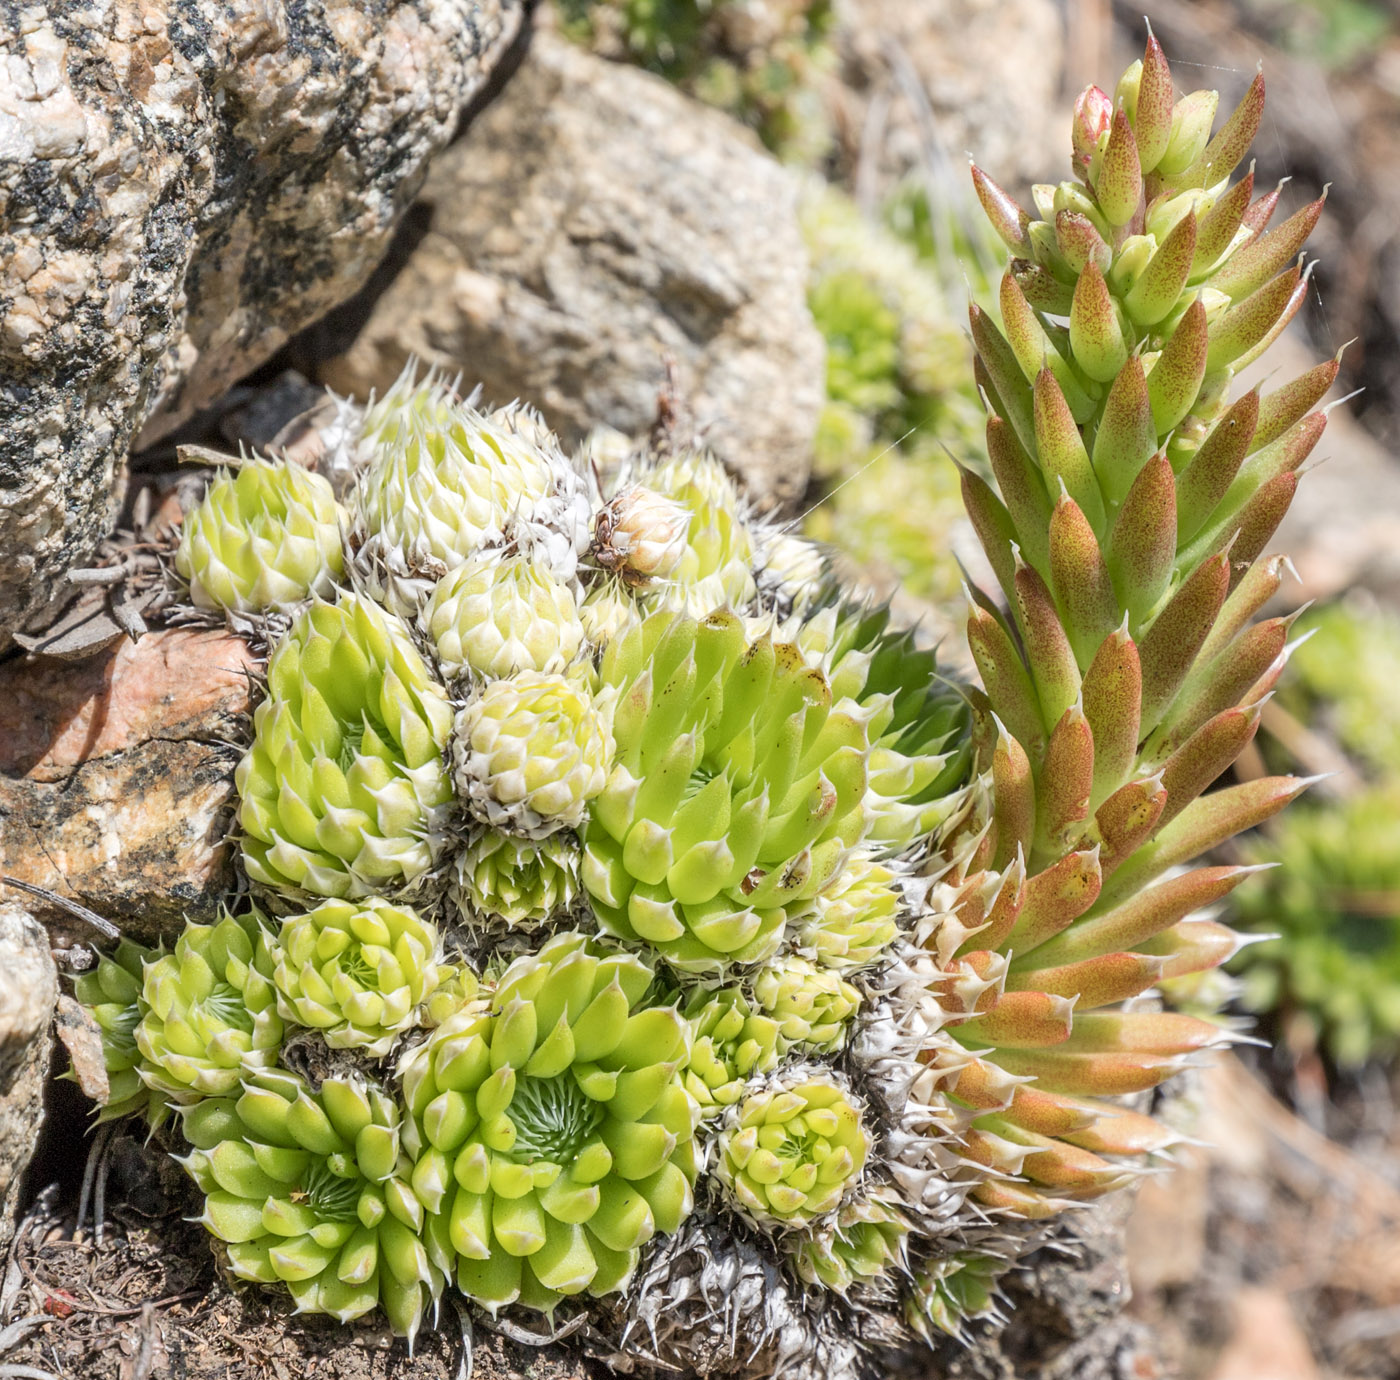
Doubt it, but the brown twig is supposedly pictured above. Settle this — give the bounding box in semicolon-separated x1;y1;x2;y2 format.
0;880;120;942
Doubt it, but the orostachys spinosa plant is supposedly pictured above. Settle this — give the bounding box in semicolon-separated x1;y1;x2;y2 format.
74;31;1323;1376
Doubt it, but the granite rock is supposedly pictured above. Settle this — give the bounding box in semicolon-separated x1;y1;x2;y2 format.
831;0;1065;197
314;32;825;506
0;903;56;1249
0;629;256;945
0;0;520;641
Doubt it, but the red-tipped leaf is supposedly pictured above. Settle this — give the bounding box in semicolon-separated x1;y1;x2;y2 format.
972;164;1033;255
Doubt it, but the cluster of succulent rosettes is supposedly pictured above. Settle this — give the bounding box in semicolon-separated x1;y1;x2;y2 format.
77;906;465;1130
179;1070;441;1341
237;592;455;900
397;934;697;1314
933;30;1322;1220
269;899;444;1057
422;550;586;681
582;607;869;972
678;956;864;1120
176;458;346;615
452;832;581;931
714;1071;871;1229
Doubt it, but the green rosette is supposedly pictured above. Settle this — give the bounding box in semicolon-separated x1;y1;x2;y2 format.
179;1070;441;1342
715;1072;871;1228
397;933;698;1314
583;608;869;973
270;898;442;1056
236;593;454;899
134;910;282;1103
175;459;344;615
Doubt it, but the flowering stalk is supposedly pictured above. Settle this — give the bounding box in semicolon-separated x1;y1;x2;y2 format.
934;32;1321;1215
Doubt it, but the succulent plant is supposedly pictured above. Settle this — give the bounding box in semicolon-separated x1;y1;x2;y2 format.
796;851;901;972
179;1070;441;1341
397;933;697;1313
923;32;1322;1216
904;1252;1005;1343
422;550;585;681
453;672;616;839
582;607;868;972
715;1071;871;1228
752;956;861;1053
355;375;552;566
236;593;455;899
1277;599;1400;776
70;940;164;1125
175;459;345;615
269;898;442;1056
784;1187;911;1293
1233;787;1400;1067
134;910;283;1103
622;451;757;616
679;986;783;1116
793;600;972;851
67;29;1330;1362
353;372;588;611
453;831;581;930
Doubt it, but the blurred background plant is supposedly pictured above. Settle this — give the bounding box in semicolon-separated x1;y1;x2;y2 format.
1234;0;1394;71
797;181;993;609
550;0;838;161
1227;598;1400;1069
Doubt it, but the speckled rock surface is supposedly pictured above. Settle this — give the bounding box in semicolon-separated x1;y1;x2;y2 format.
0;902;57;1248
0;630;256;944
314;32;825;507
0;0;520;642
